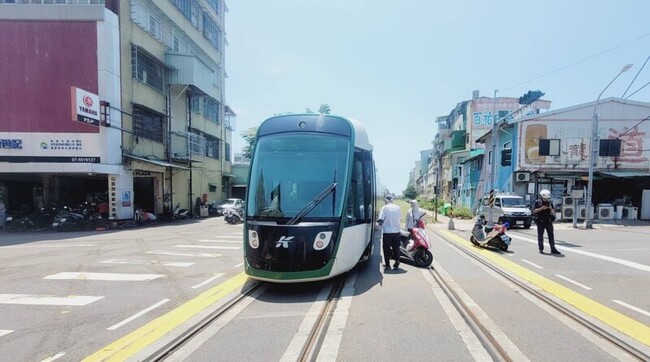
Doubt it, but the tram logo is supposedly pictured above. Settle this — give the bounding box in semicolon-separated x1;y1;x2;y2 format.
275;236;294;248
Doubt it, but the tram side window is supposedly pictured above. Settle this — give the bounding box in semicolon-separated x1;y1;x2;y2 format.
345;152;365;226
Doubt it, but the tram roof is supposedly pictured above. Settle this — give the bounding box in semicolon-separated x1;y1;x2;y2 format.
259;114;373;151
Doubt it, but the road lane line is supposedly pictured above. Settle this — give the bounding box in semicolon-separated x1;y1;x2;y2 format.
82;272;248;362
509;234;650;272
146;250;222;258
0;294;103;306
199;237;242;241
0;330;14;337
613;300;650;318
4;244;96;248
522;259;544;269
44;272;164;281
40;352;66;362
197;240;241;243
191;273;225;289
101;259;194;268
555;274;592;290
234;262;244;268
438;228;650;347
174;245;240;250
107;299;170;331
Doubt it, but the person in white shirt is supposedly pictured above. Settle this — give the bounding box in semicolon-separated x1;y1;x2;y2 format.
377;194;402;270
405;199;426;236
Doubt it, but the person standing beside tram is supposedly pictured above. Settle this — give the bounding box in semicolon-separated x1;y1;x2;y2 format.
377;194;402;270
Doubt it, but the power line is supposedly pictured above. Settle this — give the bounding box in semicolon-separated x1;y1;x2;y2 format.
622;55;650;98
500;32;650;92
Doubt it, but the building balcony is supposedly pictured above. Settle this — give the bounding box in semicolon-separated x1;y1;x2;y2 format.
166;53;216;96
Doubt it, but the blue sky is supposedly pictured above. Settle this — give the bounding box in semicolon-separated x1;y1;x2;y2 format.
225;0;650;195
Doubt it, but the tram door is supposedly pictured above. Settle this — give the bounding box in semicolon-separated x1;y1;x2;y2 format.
133;176;155;213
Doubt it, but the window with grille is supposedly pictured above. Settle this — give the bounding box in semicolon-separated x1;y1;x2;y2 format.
202;13;220;49
205;99;219;123
171;0;199;28
189;132;205;155
133;105;164;143
206;0;219;13
131;45;165;92
205;134;219;159
225;142;231;162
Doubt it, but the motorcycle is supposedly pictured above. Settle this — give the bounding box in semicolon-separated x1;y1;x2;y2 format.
224;209;242;224
173;203;190;220
470;215;511;251
398;214;433;267
135;208;157;225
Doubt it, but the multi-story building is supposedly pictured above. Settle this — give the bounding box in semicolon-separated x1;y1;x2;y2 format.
0;0;233;220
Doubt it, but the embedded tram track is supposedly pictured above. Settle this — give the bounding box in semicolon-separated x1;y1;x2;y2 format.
144;280;264;362
433;228;650;361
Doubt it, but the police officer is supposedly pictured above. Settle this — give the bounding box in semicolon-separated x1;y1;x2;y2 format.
533;189;561;255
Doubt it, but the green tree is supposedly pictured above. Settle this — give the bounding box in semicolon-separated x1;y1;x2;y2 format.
241;127;258;159
319;104;331;114
403;185;417;200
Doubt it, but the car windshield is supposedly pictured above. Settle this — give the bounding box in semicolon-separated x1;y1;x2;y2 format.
501;197;527;207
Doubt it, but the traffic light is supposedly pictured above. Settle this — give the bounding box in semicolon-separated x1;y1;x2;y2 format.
519;90;545;105
501;148;512;166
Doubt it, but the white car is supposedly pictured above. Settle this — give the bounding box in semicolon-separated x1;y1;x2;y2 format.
477;194;532;229
216;198;244;216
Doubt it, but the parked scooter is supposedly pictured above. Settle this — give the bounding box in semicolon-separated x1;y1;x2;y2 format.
398;214;433;267
173;203;190;220
224;209;242;224
470;215;511;251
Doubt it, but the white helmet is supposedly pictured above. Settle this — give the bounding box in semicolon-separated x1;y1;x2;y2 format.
540;189;551;200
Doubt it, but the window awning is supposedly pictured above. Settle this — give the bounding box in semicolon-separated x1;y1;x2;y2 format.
598;170;650;178
124;154;190;170
222;173;235;178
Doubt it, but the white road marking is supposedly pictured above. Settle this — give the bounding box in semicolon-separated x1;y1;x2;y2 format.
425;261;529;361
191;273;225;289
281;283;332;361
0;294;103;306
555;274;592;290
197;239;241;243
174;245;240;250
199;236;242;241
4;244;96;248
40;352;66;362
613;299;650;318
317;274;357;362
106;299;170;331
522;259;544;269
234;262;244;268
146;250;222;258
162;286;268;362
509;234;650;272
44;272;164;281
101;259;194;268
0;330;14;337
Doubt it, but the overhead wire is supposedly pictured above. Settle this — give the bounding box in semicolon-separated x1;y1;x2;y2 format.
622;55;650;98
499;31;650;92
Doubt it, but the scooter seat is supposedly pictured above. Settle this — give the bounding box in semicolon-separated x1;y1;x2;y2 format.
484;226;494;233
400;229;410;238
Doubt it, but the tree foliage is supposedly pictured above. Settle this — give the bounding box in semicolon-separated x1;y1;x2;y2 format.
403;185;417;200
241;127;257;159
319;104;331;114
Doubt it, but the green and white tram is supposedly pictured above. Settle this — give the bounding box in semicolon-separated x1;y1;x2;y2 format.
244;114;376;283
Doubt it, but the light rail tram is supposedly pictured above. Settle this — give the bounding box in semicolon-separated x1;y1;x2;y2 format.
244;114;376;283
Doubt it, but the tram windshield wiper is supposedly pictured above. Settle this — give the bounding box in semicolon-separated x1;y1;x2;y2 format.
286;182;337;225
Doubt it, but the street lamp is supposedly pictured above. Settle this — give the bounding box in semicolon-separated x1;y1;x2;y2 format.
584;63;633;229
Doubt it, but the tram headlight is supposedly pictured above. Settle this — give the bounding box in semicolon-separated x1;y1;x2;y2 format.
248;230;259;249
313;231;332;251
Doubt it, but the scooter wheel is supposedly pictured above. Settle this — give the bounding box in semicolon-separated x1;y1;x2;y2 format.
470;236;480;246
499;245;509;252
414;249;433;268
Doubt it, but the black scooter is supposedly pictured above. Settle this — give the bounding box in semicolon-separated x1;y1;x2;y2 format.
224;209;242;224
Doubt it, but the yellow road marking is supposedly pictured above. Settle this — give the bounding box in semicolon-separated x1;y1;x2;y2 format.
438;229;650;347
83;272;249;362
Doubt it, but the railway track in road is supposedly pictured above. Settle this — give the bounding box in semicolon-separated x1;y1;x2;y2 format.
144;274;349;362
432;229;650;361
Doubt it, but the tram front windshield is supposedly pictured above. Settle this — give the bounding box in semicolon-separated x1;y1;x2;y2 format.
247;133;350;220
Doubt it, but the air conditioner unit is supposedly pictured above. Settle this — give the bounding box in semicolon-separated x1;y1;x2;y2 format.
578;205;594;219
623;206;638;220
597;204;614;219
561;205;575;220
563;196;575;206
515;172;530;182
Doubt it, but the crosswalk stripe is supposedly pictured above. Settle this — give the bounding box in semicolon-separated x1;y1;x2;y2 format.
0;330;14;337
0;294;103;306
146;250;222;258
44;272;164;281
175;245;240;250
